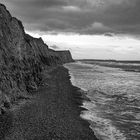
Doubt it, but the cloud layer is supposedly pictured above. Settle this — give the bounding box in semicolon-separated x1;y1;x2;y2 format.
1;0;140;35
27;31;140;60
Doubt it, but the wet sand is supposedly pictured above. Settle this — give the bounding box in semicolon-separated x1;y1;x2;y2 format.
3;66;98;140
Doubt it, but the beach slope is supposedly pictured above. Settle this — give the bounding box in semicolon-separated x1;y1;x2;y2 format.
4;66;98;140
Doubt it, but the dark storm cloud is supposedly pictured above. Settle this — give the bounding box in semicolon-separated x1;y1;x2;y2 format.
1;0;140;35
3;0;67;8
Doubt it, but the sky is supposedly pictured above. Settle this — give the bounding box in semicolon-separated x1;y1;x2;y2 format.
1;0;140;60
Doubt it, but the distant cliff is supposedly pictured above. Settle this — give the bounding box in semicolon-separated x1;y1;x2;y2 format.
57;50;73;63
49;49;73;63
0;3;73;113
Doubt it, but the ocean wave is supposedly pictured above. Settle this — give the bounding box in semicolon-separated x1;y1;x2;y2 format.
65;61;140;140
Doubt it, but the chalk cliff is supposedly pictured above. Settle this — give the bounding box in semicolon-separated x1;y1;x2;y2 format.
0;3;73;112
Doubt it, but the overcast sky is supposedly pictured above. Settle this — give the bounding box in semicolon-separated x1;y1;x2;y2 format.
1;0;140;60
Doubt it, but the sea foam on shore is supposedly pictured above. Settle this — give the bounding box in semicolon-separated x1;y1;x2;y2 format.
64;61;140;140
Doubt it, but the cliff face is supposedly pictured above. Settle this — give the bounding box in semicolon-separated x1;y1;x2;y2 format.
0;3;73;112
56;50;74;63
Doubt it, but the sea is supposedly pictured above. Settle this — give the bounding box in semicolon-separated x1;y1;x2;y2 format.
64;60;140;140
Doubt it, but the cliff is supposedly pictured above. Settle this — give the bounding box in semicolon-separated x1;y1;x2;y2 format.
49;49;74;63
56;50;73;63
0;3;73;113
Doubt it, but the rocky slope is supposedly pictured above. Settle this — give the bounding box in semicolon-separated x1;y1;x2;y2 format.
0;3;73;113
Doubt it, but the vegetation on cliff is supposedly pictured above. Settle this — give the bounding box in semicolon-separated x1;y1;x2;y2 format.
0;3;73;113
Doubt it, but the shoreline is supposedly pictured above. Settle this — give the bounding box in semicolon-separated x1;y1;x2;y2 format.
65;65;100;140
59;66;99;140
2;66;98;140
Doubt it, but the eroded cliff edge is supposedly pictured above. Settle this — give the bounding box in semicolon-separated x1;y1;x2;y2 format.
0;3;73;113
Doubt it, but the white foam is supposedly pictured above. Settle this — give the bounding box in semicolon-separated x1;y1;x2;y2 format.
64;61;140;140
81;111;126;140
64;62;88;91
